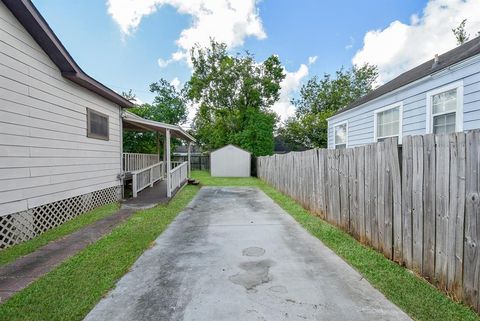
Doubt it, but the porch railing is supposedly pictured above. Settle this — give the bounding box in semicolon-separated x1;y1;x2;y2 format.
132;161;164;197
170;161;188;193
123;153;160;172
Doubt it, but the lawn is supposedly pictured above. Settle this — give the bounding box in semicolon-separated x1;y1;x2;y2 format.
0;203;119;266
191;170;479;321
0;185;199;321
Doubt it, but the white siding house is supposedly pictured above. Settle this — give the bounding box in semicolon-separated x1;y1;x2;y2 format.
211;145;251;177
0;0;134;247
328;37;480;148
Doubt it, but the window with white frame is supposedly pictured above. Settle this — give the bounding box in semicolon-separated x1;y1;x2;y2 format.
334;122;347;149
427;82;463;135
374;103;402;142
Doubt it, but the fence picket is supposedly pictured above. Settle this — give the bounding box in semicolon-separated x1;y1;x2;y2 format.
435;134;450;289
464;130;480;310
412;135;424;272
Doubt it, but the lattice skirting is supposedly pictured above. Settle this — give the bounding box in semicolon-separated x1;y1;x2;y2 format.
0;186;121;249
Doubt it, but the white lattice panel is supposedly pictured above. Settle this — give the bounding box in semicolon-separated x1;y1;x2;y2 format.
0;186;120;249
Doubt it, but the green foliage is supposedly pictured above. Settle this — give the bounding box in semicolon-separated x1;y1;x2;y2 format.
453;19;469;45
280;64;378;148
187;40;284;156
452;19;480;46
122;79;188;154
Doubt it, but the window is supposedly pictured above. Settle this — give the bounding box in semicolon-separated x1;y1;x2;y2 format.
374;103;402;143
426;81;463;134
334;122;347;149
87;108;109;140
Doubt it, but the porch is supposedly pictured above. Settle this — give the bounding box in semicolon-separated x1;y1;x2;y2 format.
121;111;195;202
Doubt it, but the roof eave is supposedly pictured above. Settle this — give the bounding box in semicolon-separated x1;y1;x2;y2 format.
2;0;134;109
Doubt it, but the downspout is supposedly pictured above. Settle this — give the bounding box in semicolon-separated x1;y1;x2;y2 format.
119;108;125;199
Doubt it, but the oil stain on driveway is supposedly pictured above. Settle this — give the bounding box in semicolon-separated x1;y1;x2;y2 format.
84;187;411;321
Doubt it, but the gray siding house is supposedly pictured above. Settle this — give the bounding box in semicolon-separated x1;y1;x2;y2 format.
328;37;480;148
0;0;133;247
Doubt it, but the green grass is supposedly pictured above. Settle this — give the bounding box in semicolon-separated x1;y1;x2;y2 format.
0;203;120;266
191;170;479;321
0;185;199;321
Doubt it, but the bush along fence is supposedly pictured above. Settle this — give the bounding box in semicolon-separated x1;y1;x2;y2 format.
257;130;480;313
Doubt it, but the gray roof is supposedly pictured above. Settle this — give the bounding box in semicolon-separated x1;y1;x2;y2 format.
335;36;480;115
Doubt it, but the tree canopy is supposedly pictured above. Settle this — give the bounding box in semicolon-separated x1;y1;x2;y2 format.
279;64;378;149
123;79;188;154
187;40;285;156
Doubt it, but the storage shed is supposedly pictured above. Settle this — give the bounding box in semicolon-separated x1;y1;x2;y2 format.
210;145;251;177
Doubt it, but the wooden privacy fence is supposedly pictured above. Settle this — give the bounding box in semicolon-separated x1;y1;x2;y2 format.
257;131;480;312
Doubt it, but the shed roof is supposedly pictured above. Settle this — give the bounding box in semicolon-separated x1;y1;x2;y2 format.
335;36;480;116
122;111;196;142
211;144;251;155
2;0;134;108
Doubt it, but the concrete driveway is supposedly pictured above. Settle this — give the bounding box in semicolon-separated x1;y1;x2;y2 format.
84;187;411;321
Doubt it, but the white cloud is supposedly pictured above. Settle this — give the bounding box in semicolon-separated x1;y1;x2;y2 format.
272;64;309;122
158;57;173;68
345;36;354;50
106;0;159;35
107;0;266;63
308;55;318;65
170;77;181;90
353;0;480;84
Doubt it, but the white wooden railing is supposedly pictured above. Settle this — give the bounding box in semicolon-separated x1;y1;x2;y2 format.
170;161;188;193
123;153;160;172
132;161;164;197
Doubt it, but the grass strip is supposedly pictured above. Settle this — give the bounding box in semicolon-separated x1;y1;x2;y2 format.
0;203;119;266
0;185;199;321
192;170;479;321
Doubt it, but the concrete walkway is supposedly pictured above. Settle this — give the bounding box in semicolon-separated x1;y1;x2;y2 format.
0;208;134;302
85;187;411;321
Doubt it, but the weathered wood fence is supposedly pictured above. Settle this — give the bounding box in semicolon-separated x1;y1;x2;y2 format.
257;131;480;312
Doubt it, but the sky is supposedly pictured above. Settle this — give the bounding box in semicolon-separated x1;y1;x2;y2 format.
32;0;480;125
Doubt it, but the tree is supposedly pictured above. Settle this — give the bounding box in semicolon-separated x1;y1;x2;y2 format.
452;19;480;45
453;19;470;45
187;40;284;156
279;64;378;149
123;79;188;153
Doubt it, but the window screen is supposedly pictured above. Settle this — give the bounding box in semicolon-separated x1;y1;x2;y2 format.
87;108;109;140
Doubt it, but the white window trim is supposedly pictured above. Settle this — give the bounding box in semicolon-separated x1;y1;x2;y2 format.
333;121;348;149
426;81;463;134
373;102;403;144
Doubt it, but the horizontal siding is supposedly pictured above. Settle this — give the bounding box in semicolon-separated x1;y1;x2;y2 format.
0;2;122;216
328;57;480;148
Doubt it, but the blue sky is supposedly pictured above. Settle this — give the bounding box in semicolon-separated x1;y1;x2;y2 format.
31;0;480;122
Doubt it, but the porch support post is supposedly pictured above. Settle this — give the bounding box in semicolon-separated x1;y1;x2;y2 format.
187;142;192;177
166;129;172;198
156;132;160;163
163;133;167;177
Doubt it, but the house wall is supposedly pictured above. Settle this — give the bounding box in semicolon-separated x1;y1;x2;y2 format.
211;145;251;177
327;56;480;148
0;2;122;216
